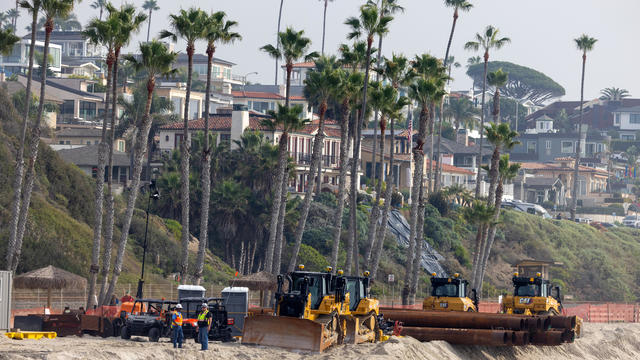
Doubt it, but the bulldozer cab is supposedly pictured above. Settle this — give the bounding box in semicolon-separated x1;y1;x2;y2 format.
424;273;478;312
290;272;327;310
345;276;368;311
503;272;563;315
431;277;468;298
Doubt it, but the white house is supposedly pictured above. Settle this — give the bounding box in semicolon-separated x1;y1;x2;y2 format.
612;105;640;140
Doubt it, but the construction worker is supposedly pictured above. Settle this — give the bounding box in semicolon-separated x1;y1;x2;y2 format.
171;304;184;349
197;303;212;350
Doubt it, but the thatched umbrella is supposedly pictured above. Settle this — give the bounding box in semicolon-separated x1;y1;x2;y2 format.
229;271;277;307
14;265;87;308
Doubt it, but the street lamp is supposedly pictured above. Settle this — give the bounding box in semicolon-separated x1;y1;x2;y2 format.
136;180;160;299
242;71;258;93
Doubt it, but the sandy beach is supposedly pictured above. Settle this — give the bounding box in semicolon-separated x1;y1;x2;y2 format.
1;323;639;360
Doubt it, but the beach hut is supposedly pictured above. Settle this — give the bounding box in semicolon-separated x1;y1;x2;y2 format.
13;265;87;309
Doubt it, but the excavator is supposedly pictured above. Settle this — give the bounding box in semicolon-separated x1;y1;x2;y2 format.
342;271;382;344
423;273;478;312
502;272;563;316
242;265;350;352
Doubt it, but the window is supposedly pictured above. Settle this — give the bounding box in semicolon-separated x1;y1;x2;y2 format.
545;140;551;149
165;135;169;142
80;101;97;119
527;141;536;154
561;141;573;153
614;113;621;126
87;141;91;145
631;114;640;124
59;141;64;144
622;134;636;141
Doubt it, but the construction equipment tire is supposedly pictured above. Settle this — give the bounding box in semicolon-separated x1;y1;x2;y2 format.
120;326;131;340
148;327;160;342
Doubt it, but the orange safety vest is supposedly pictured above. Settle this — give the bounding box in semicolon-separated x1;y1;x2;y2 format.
172;311;183;326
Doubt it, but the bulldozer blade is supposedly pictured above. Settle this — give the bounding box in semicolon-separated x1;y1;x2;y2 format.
242;314;337;352
343;314;377;344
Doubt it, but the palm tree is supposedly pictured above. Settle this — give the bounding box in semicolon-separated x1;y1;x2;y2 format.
477;155;520;295
194;11;241;284
4;0;37;272
211;180;250;267
9;0;76;272
160;8;207;283
371;93;410;278
286;57;340;273
103;40;177;303
7;8;19;31
446;97;478;130
467;55;482;95
274;0;284;85
142;0;158;42
319;0;334;55
0;12;8;29
344;2;392;275
570;34;597;221
98;4;146;305
0;28;18;55
329;70;363;272
367;0;403;230
260;28;317;275
600;87;629;101
484;69;510;206
82;12;117;308
90;0;106;20
464;201;495;291
434;0;472;191
464;25;510;198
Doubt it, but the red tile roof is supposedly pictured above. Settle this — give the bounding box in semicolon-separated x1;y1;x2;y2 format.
231;91;284;100
426;159;474;175
519;161;609;176
287;61;316;68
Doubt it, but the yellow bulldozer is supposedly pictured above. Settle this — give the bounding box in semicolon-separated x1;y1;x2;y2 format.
422;273;479;312
343;271;382;344
502;272;563;316
242;265;350;352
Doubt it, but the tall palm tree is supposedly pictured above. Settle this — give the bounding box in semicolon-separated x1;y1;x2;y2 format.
99;4;146;305
9;0;76;272
260;27;318;274
5;0;38;272
467;55;481;95
344;2;392;275
329;70;363;272
484;69;509;206
160;8;207;284
90;0;106;20
194;11;241;284
367;0;403;227
435;0;472;192
103;41;177;303
477;155;520;295
446;97;478;130
319;0;333;55
464;200;494;291
403;54;441;305
371;93;409;278
600;87;629;101
7;8;19;31
570;34;597;221
142;0;159;42
274;0;284;85
82;12;118;308
287;57;340;273
464;25;510;198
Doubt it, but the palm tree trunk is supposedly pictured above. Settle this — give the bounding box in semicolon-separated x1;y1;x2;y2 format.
403;107;428;305
87;51;113;308
410;180;426;303
98;48;121;305
273;176;288;274
179;47;194;283
571;54;587;221
348;35;374;275
288;104;327;272
470;223;484;290
487;147;500;207
104;78;156;303
479;181;504;297
195;45;215;285
10;19;53;272
274;0;284;85
321;0;327;55
474;54;489;199
265;133;289;273
330;106;351;272
146;9;152;43
369;32;384;230
99;7;103;21
372;116;395;278
6;6;39;270
365;118;385;264
427;103;436;194
435;8;459;192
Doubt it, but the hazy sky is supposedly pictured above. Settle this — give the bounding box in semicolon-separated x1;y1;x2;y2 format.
5;0;639;102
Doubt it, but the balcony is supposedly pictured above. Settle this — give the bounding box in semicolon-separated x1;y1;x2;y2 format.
290;152;342;169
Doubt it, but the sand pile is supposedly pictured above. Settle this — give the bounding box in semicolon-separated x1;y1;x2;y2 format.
1;323;639;360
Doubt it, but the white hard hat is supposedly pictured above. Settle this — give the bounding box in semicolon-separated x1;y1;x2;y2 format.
176;304;182;309
201;303;208;308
